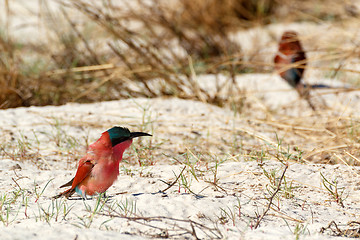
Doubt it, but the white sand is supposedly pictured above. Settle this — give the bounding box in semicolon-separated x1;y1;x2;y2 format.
1;92;360;239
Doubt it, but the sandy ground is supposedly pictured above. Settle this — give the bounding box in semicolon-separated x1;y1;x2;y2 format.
1;75;360;239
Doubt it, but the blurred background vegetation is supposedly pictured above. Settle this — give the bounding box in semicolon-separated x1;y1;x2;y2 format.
0;0;356;109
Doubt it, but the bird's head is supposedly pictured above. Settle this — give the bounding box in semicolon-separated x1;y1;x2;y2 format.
107;126;152;147
280;31;299;42
278;31;303;54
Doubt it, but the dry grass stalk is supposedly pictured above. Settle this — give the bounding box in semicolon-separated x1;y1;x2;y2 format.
320;221;360;238
0;0;356;108
254;163;288;229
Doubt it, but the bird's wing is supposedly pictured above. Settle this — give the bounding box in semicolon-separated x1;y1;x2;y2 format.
274;53;290;68
70;159;95;189
54;158;94;199
58;155;95;189
59;178;74;188
274;54;280;65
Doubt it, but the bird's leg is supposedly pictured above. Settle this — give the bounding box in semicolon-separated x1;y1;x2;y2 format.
83;194;89;201
296;84;316;111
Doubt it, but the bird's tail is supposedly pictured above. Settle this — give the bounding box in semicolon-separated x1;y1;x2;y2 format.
53;188;75;199
303;83;350;89
308;84;332;89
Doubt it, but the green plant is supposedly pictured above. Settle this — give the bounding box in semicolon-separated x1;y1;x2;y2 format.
260;164;296;200
110;198;138;218
35;198;74;224
254;164;289;229
285;220;310;240
218;197;241;226
0;184;32;226
0;193;20;226
130;99;157;166
34;179;53;203
74;193;109;228
44;118;79;149
320;172;347;208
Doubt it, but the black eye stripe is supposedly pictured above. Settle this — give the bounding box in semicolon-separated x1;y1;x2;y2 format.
111;136;131;147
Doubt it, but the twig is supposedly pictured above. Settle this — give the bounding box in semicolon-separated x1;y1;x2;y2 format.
11;177;22;190
112;191;128;196
99;212;223;239
204;180;228;194
254;163;289;229
320;220;344;236
190;221;199;240
161;166;186;192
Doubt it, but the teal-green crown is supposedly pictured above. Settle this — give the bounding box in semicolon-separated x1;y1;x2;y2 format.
107;126;151;146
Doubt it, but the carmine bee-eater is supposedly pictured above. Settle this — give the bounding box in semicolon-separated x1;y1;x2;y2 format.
274;31;316;110
54;126;151;199
274;30;306;88
274;31;306;88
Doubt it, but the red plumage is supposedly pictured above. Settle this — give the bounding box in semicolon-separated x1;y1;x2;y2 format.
274;31;306;88
54;127;151;199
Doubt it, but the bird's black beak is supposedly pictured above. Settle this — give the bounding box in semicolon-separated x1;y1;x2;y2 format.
130;132;152;139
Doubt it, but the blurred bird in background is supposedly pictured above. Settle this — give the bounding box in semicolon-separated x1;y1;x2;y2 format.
274;31;316;110
274;31;306;88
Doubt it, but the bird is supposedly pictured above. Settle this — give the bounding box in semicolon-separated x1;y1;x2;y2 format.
54;126;151;199
274;31;316;110
274;30;306;89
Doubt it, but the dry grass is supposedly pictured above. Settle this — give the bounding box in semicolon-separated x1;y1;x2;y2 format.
0;0;355;108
